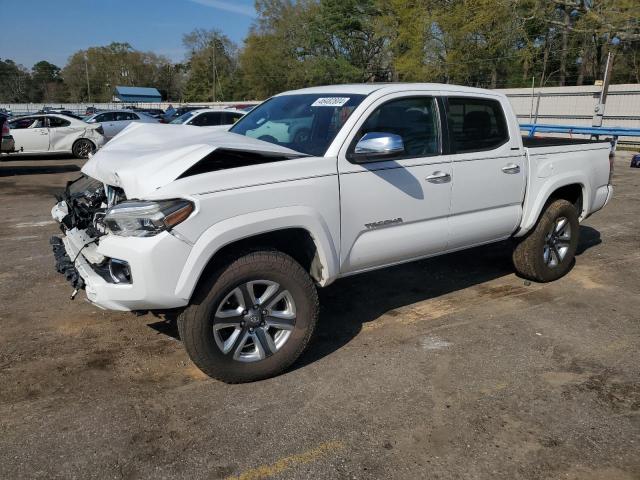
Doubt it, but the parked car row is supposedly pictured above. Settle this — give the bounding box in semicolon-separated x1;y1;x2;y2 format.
0;104;250;158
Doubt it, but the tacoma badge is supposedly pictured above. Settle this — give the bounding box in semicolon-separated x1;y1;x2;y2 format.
364;217;403;229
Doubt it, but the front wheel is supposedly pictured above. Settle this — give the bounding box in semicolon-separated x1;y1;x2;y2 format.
72;139;95;159
178;251;319;383
512;199;580;282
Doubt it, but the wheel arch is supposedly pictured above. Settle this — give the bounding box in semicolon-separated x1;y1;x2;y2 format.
174;207;340;301
516;175;588;237
546;183;584;215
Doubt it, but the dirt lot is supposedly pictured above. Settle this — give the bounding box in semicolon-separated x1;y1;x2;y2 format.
0;154;639;480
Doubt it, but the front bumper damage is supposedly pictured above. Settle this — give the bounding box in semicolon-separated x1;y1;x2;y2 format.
50;177;192;311
50;236;85;298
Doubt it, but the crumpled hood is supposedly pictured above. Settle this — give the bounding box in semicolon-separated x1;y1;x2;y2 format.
81;122;301;198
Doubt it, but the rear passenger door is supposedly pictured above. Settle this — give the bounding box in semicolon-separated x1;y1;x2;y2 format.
46;116;73;151
444;95;526;249
338;94;452;273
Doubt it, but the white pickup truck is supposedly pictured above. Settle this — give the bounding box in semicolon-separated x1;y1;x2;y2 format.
50;83;613;383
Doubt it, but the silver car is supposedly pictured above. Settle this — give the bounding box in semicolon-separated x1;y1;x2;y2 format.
85;110;159;139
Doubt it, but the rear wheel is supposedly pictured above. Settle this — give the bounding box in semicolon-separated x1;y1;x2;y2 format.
512;199;579;282
178;251;319;383
72;139;95;159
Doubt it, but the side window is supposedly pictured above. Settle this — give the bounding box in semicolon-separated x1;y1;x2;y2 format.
446;97;508;153
129;112;140;120
95;112;115;122
189;113;207;126
48;116;71;128
225;112;243;124
10;117;36;129
33;117;47;128
353;97;440;158
192;112;221;126
114;111;131;121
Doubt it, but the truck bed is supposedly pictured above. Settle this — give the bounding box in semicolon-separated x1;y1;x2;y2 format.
522;136;605;148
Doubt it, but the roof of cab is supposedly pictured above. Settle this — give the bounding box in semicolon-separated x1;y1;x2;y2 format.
277;83;505;98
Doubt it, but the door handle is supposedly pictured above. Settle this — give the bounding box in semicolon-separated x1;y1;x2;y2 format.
40;130;48;135
426;171;451;183
502;163;520;174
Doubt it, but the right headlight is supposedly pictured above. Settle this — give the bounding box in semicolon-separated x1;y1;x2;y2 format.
104;199;194;237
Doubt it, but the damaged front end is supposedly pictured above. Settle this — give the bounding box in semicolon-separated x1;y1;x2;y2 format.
50;175;126;299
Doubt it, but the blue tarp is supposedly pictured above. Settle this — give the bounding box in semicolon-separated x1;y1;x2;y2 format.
114;86;161;103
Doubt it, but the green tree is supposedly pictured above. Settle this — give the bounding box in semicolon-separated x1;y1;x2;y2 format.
0;59;31;102
30;60;63;102
182;29;239;101
62;42;174;102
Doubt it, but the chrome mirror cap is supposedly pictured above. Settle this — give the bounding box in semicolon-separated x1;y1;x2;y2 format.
354;132;405;157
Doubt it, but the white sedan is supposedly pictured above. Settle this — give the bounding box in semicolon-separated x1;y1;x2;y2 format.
85;110;159;139
7;114;106;159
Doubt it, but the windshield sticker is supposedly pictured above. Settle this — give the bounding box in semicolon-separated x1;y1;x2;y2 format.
311;97;350;107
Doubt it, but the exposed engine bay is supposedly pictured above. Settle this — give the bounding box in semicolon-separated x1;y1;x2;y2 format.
51;175;127;297
53;175;125;236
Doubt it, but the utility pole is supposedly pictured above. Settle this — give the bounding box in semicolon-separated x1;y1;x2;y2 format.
84;53;91;103
592;52;613;128
212;37;216;103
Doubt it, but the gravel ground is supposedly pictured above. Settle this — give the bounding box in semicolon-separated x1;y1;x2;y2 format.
0;153;639;480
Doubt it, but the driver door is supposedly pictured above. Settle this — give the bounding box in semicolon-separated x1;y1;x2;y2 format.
10;116;50;153
338;93;452;274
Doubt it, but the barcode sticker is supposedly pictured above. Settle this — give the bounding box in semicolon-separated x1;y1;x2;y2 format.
311;97;350;107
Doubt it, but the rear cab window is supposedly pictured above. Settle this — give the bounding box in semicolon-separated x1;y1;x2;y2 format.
446;97;508;153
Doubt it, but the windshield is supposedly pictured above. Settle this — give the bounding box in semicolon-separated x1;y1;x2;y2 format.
230;93;366;156
170;111;197;124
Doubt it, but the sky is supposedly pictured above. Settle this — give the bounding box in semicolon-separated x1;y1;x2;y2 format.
0;0;256;69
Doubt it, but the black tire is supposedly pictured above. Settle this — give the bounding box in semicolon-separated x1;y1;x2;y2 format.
178;250;319;383
512;199;580;282
72;139;95;159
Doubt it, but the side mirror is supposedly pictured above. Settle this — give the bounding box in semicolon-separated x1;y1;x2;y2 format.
351;132;404;162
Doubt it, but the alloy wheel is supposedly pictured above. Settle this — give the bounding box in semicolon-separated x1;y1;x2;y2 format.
212;280;296;362
543;216;572;268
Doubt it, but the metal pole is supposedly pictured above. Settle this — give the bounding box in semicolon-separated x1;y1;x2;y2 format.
529;76;535;122
84;53;91;103
592;52;613;127
533;91;542;124
212;38;216;103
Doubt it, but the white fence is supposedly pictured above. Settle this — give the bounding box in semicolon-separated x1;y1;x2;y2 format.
497;83;640;147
